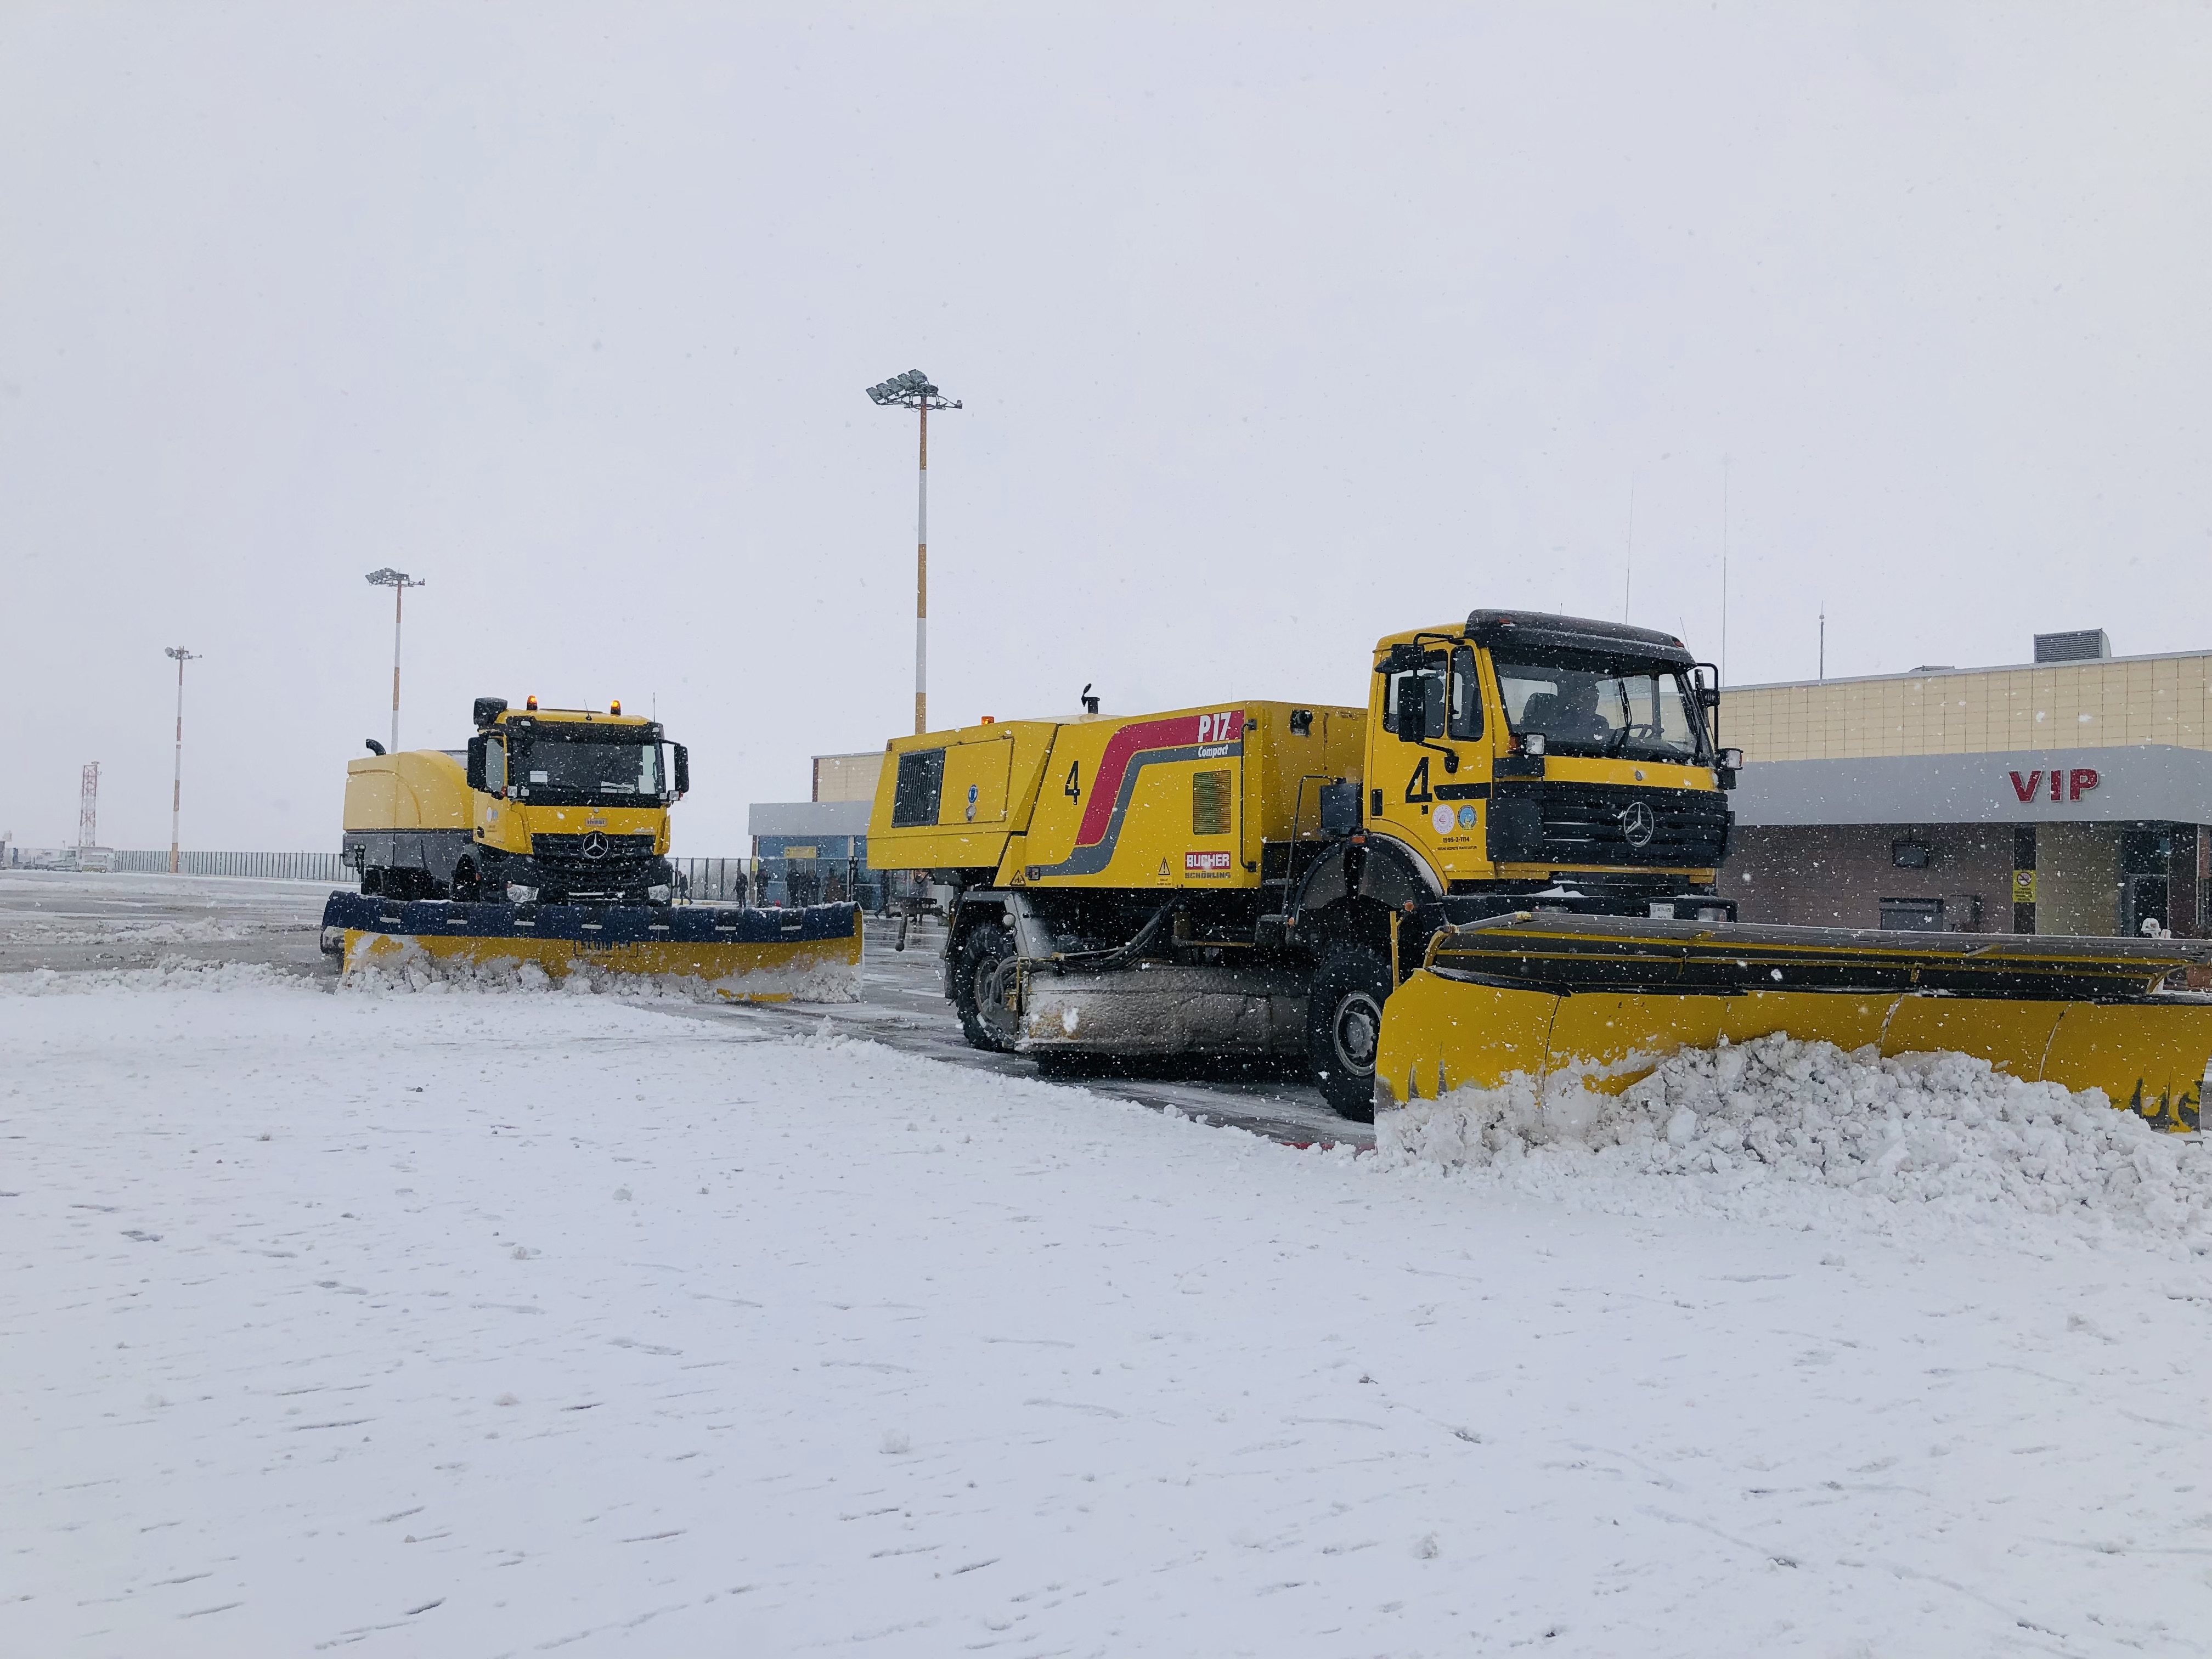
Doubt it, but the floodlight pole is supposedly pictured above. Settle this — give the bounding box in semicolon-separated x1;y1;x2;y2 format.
164;647;200;874
866;370;960;735
917;399;928;737
365;568;425;753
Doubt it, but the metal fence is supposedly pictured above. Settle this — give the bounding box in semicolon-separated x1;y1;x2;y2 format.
669;856;755;904
106;849;356;882
668;855;899;911
14;849;900;907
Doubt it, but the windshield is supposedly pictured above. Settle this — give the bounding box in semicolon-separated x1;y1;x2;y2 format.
515;737;665;803
1494;654;1707;762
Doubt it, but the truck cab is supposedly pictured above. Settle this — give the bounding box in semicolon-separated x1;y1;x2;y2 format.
1354;610;1735;910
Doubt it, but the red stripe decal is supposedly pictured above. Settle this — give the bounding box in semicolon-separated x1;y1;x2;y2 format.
1075;711;1245;845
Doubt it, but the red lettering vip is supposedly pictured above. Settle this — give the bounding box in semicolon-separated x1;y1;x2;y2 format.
2008;768;2101;803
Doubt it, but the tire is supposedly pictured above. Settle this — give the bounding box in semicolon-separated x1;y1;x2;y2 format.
1306;946;1393;1122
449;858;479;902
360;867;384;897
952;921;1022;1053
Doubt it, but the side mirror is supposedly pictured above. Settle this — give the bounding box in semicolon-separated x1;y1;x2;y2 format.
673;743;690;798
465;735;487;792
1395;676;1429;743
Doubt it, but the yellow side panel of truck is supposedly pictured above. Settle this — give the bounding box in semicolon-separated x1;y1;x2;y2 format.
343;752;470;832
1009;701;1257;890
1241;704;1365;873
867;722;1058;872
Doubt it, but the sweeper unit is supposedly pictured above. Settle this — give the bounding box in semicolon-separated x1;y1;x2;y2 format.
866;610;2212;1124
323;695;860;996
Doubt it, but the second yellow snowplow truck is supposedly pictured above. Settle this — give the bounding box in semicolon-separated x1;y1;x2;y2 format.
871;610;2212;1123
322;695;862;995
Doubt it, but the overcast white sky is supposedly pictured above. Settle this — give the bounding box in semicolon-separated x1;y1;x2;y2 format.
3;2;2207;851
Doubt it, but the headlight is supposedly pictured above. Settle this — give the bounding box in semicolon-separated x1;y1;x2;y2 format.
646;883;672;903
506;883;538;903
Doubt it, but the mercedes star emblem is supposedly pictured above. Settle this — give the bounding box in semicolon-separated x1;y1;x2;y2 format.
580;831;608;860
1618;802;1657;849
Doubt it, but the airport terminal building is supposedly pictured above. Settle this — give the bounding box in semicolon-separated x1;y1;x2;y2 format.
1722;631;2212;938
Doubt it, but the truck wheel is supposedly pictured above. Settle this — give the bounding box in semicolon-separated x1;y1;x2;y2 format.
1307;946;1392;1122
953;922;1021;1053
450;859;479;901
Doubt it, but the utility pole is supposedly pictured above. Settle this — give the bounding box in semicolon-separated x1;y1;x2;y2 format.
1719;455;1731;685
866;370;961;735
1818;601;1826;682
364;568;424;753
1622;476;1637;622
163;647;200;873
78;763;99;850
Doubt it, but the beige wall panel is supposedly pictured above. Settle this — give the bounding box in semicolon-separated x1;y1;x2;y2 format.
2038;823;2121;938
812;752;886;804
1727;653;2212;764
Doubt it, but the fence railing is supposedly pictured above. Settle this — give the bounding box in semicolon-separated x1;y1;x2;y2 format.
105;849;357;882
7;849;912;910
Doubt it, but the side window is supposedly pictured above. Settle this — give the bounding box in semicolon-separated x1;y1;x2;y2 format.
1448;646;1483;741
486;737;506;794
890;749;946;827
1192;770;1232;836
1382;651;1448;735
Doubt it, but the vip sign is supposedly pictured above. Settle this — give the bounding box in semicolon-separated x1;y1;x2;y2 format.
2010;767;2100;804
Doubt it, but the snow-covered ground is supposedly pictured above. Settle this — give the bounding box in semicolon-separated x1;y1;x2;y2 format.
5;964;2211;1656
0;871;337;975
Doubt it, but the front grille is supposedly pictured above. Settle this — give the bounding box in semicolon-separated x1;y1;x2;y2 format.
1489;782;1729;868
531;832;656;872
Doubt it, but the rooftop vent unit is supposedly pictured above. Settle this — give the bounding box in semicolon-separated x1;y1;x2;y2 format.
2034;629;2110;664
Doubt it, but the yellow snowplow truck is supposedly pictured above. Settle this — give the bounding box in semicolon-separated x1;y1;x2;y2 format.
343;696;681;904
323;696;861;994
868;610;2212;1122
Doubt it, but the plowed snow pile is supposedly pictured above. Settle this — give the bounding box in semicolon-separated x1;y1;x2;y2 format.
337;952;863;1003
1378;1032;2212;1249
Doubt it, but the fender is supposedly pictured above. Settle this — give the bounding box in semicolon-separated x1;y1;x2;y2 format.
1289;834;1443;955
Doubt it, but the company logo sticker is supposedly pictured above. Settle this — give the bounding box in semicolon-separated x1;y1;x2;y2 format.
1431;804;1455;835
1185;850;1233;876
1457;805;1479;830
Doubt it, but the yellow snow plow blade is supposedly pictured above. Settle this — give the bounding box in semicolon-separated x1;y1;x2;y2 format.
322;892;863;1001
1373;915;2212;1132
